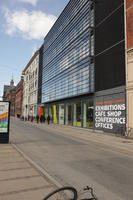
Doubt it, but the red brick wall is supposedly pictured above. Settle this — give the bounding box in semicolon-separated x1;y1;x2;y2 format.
9;90;16;116
126;0;133;49
15;80;23;117
15;90;22;117
126;0;133;9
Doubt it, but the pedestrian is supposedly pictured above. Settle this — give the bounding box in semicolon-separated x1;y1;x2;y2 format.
36;115;39;123
40;115;43;123
47;115;50;125
31;116;33;122
43;116;46;123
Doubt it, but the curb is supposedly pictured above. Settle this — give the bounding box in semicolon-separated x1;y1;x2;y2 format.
12;143;63;189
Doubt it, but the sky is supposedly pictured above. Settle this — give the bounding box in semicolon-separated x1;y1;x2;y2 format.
0;0;69;99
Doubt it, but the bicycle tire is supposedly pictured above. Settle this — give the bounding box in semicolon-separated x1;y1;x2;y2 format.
43;186;78;200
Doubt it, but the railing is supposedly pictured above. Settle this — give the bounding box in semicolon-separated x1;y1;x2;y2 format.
125;127;133;138
115;126;133;138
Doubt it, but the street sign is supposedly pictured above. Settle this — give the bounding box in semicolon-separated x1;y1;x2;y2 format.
0;101;10;143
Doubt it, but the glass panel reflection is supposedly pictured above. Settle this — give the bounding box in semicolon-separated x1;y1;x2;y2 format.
83;101;93;128
66;104;73;126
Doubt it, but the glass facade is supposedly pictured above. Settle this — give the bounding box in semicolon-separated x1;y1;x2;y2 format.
49;106;53;122
44;107;48;119
59;104;65;125
74;102;82;127
42;0;95;103
83;100;93;128
43;98;94;128
66;104;73;126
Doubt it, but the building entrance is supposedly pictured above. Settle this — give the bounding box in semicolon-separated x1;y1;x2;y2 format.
83;101;93;128
59;104;64;125
44;97;94;129
49;106;53;123
74;102;82;127
66;104;72;125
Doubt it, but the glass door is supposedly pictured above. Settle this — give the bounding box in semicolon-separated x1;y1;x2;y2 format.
66;104;72;125
59;104;64;125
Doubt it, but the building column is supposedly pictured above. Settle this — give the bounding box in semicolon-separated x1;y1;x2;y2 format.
127;49;133;137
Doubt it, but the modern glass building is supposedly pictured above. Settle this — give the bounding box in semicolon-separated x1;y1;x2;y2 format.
42;0;95;128
41;0;126;134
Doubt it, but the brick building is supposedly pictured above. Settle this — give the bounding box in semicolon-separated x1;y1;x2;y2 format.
3;86;10;101
3;79;16;116
126;0;133;135
126;0;133;49
15;77;24;118
9;87;16;116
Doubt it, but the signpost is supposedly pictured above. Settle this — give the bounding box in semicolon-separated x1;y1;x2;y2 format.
0;101;10;143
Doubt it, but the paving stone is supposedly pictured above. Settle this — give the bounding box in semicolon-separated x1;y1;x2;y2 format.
0;187;55;200
0;176;52;195
0;148;16;153
0;145;12;149
0;168;39;181
0;145;56;200
0;161;31;171
0;153;20;159
0;156;24;163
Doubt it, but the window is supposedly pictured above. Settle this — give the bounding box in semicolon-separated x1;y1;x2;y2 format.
35;68;37;75
35;80;37;87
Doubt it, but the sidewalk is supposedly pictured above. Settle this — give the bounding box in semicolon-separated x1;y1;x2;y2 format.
26;120;133;155
0;144;56;200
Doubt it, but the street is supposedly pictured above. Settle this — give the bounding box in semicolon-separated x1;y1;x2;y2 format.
10;117;133;200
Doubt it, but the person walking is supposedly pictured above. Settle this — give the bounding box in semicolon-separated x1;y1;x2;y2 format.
36;115;39;123
43;115;46;123
31;116;33;122
40;115;43;123
47;115;50;125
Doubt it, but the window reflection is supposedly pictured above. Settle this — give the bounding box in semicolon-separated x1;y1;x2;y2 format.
83;101;93;128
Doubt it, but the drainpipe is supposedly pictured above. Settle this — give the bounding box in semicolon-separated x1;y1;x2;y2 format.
124;0;128;134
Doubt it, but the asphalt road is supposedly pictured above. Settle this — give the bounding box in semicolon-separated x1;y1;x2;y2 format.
10;118;133;200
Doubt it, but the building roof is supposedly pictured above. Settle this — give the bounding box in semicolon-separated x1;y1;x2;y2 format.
3;85;10;95
3;84;16;99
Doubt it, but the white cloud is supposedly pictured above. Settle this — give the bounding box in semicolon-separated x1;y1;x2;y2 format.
3;8;57;40
17;0;38;6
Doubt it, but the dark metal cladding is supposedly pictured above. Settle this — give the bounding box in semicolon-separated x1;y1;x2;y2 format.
95;0;125;91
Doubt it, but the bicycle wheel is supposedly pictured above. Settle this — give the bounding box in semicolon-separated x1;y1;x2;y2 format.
43;186;78;200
